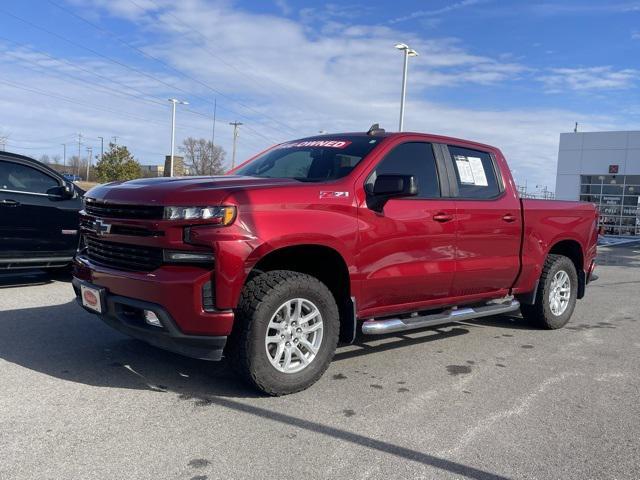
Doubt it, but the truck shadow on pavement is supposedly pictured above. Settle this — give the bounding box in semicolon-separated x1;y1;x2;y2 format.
0;298;513;480
0;269;67;289
0;298;534;398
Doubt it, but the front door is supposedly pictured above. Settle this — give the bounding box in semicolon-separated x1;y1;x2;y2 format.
0;158;79;259
356;141;457;317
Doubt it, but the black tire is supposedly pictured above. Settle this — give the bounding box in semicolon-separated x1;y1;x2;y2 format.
227;270;340;396
521;254;578;329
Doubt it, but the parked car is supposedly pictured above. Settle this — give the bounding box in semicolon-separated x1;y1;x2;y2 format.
62;173;82;182
72;127;599;395
0;152;83;270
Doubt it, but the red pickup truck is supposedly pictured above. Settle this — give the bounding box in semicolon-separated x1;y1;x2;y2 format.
72;127;598;395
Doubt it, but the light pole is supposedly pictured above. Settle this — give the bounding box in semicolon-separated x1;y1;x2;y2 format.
395;43;419;132
168;98;188;177
77;133;82;177
61;143;66;168
229;121;243;170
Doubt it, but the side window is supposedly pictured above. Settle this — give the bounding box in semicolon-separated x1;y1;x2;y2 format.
448;146;501;199
0;160;59;194
366;142;440;198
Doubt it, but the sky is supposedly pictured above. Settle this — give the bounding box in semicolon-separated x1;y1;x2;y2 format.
0;0;638;190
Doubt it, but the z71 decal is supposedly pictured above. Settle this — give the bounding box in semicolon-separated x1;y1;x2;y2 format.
319;191;349;199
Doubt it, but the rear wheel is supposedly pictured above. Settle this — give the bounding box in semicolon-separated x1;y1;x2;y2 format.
521;254;578;329
227;270;339;395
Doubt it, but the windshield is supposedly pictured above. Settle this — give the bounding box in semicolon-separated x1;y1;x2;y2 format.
235;136;382;182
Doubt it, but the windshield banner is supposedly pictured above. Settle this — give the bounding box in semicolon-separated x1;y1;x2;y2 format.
275;140;352;149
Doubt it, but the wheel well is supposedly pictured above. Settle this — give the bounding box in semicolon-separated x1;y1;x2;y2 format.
250;245;355;342
548;240;585;298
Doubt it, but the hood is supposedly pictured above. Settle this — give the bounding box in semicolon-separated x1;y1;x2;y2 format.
86;175;299;205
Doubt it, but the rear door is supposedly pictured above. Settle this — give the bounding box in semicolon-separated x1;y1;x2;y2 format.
356;141;457;316
0;158;79;258
444;145;522;298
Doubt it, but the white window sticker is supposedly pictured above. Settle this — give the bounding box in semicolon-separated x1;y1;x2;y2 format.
467;156;488;187
454;156;475;184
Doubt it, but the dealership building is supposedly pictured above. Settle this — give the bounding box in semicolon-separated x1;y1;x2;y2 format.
555;130;640;236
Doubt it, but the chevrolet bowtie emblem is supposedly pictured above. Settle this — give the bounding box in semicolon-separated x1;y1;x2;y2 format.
92;219;112;236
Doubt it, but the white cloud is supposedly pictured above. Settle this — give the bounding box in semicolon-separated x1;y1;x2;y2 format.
632;31;640;40
0;0;633;188
539;67;638;92
389;0;487;24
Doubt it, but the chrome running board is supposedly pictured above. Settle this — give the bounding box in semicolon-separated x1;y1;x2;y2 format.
361;300;520;335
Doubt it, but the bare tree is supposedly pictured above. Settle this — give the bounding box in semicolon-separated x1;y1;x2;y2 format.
51;154;61;165
0;131;8;151
39;154;51;164
180;137;226;176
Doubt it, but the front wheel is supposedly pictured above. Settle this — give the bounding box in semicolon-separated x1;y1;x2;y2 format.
227;270;339;396
521;254;578;329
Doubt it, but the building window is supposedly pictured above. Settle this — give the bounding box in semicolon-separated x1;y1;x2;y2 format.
580;175;640;236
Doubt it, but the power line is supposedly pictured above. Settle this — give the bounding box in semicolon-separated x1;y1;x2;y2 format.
0;7;251;132
0;77;180;129
45;0;298;136
5;133;78;143
0;38;275;143
130;0;307;119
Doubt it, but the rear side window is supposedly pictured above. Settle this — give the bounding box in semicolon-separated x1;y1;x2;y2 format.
448;146;501;199
0;160;59;194
366;142;440;199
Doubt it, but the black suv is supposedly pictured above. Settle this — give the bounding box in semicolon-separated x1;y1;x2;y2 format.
0;152;83;270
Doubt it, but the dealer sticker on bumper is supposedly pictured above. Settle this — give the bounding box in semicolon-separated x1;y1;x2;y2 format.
81;284;103;313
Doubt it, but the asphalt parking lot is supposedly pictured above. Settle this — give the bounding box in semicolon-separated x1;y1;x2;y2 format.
1;244;639;480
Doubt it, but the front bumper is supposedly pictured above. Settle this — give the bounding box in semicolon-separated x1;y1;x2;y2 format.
72;277;227;361
73;255;234;336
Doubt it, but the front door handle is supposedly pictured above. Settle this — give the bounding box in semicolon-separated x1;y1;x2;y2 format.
502;213;517;223
433;212;454;223
0;199;20;207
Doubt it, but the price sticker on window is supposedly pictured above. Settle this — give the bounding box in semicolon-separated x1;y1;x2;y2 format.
454;155;488;186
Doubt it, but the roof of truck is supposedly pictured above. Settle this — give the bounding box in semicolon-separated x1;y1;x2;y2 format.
295;131;500;153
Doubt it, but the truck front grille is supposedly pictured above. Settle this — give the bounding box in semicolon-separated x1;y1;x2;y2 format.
84;236;163;272
85;199;164;220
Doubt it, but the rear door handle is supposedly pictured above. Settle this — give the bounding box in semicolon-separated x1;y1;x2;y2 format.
0;199;20;207
502;213;517;223
433;212;454;223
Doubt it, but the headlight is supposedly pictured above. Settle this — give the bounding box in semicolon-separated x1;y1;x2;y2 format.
163;206;236;225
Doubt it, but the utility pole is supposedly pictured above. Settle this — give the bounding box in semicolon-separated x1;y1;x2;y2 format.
77;133;82;177
229;121;243;170
395;43;419;132
112;136;118;146
98;136;104;163
61;143;66;168
86;146;93;181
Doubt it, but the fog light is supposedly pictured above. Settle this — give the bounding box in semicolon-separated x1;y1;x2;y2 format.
144;310;162;327
163;250;215;263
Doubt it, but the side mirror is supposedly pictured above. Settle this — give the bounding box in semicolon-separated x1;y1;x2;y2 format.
47;183;74;199
367;174;418;212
